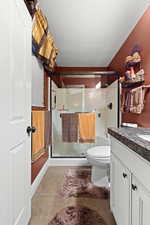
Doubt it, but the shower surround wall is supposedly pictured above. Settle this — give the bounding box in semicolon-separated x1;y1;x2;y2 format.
52;86;108;157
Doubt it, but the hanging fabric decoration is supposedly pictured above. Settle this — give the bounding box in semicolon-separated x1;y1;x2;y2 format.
32;9;48;52
32;8;58;71
38;33;54;64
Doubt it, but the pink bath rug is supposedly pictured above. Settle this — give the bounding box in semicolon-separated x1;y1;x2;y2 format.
48;206;107;225
59;168;109;199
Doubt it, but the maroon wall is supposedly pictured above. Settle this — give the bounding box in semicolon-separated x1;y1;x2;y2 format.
109;7;150;127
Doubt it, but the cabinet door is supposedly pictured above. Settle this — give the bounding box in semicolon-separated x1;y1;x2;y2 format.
111;154;131;225
132;176;150;225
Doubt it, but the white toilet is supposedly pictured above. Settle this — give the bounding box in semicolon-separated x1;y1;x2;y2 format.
86;146;110;187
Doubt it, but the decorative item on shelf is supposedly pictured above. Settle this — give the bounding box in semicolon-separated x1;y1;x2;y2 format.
122;69;145;87
131;44;142;55
136;69;145;82
121;45;144;87
125;70;132;81
119;76;125;83
130;67;136;79
125;44;142;69
125;51;141;69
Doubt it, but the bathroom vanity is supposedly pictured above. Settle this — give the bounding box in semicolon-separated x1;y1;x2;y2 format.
108;127;150;225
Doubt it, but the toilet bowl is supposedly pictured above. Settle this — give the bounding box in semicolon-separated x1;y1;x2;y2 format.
86;146;110;187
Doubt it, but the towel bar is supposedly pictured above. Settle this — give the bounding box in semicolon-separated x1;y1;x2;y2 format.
60;112;101;118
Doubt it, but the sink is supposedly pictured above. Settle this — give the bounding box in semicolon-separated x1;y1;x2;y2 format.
137;134;150;142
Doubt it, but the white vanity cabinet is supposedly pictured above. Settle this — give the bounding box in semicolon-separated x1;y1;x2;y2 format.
132;176;150;225
111;154;131;225
110;136;150;225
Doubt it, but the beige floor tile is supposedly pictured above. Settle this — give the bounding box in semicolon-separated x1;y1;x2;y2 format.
35;167;72;195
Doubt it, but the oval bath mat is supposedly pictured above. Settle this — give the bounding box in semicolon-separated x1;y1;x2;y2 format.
48;206;107;225
59;168;109;199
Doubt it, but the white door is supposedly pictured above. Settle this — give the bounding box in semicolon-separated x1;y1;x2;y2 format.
106;80;119;128
0;1;32;225
132;176;150;225
111;154;131;225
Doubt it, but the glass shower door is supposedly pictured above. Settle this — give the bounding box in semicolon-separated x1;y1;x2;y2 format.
52;88;108;158
52;88;88;157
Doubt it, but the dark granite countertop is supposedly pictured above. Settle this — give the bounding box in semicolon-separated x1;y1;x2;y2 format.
108;127;150;162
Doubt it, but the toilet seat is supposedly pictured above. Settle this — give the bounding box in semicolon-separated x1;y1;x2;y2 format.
87;146;110;159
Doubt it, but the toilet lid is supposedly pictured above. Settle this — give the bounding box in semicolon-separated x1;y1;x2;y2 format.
87;146;110;158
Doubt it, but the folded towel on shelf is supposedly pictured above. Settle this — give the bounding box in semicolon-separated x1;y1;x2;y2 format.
61;113;78;143
125;52;141;65
78;113;96;143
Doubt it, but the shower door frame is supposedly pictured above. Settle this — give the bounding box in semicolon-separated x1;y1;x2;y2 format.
50;71;120;159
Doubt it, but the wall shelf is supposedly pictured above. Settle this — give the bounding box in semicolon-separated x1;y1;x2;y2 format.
121;80;144;88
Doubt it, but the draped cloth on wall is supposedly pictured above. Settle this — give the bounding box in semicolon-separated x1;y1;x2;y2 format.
32;111;46;162
32;9;48;50
32;8;58;71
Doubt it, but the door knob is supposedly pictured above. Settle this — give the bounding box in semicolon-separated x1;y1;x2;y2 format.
132;184;137;191
26;126;36;136
123;173;127;178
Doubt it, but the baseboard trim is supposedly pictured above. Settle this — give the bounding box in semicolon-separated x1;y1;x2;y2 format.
49;158;90;166
31;159;49;198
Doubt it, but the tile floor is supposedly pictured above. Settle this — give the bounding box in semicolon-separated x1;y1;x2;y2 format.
28;167;116;225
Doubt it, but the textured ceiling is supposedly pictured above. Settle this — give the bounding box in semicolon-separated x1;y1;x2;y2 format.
40;0;148;67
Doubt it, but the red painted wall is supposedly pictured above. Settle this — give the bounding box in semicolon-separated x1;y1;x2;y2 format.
109;7;150;127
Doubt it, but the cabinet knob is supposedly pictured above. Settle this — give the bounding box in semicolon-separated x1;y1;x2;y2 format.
123;173;127;178
132;184;137;191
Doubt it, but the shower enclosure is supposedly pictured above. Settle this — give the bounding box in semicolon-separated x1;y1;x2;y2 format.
51;73;119;158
